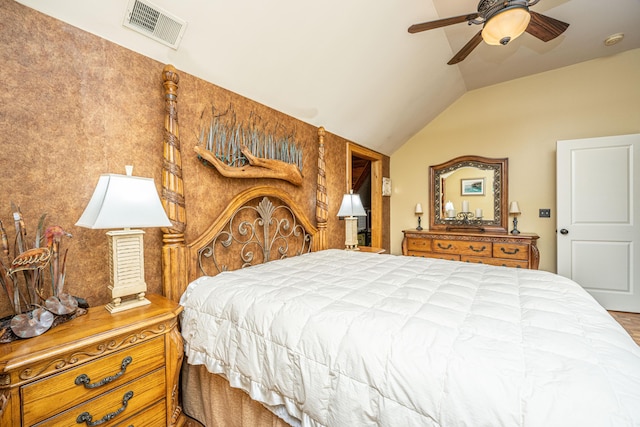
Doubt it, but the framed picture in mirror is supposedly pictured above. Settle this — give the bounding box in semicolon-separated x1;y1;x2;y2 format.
461;178;485;196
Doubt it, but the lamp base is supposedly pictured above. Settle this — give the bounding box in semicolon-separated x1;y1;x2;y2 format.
511;216;520;235
105;229;150;314
343;216;360;250
106;293;151;313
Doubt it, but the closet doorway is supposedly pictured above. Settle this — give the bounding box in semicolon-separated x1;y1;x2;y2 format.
347;143;383;249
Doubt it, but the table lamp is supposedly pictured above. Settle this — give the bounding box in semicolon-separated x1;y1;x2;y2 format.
415;203;424;230
337;190;367;250
76;166;171;313
509;201;521;235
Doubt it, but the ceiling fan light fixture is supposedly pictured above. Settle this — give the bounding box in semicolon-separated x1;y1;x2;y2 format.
482;6;531;46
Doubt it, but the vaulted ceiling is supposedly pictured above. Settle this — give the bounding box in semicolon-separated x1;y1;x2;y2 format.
17;0;640;155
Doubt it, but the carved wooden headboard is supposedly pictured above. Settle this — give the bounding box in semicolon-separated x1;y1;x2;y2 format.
159;65;328;302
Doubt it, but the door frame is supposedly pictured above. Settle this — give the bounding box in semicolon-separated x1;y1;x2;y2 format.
347;143;383;249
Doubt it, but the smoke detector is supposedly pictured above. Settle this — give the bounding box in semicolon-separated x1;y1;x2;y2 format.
123;0;187;49
604;33;624;47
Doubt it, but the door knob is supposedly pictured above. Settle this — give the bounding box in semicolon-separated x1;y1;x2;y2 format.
560;228;569;235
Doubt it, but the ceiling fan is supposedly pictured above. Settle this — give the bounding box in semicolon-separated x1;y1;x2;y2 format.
408;0;569;65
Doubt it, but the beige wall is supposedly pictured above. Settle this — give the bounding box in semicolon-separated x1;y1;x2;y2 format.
390;48;640;272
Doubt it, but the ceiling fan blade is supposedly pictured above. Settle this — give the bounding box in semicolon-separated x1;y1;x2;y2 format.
448;30;483;65
525;11;569;42
408;13;479;33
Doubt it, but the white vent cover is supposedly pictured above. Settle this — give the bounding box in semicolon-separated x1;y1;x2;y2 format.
123;0;187;49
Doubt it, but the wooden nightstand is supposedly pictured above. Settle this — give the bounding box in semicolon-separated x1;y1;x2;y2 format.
0;294;184;426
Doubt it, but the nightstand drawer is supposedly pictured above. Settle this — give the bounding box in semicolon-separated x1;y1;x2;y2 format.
433;239;492;257
493;243;529;260
113;399;166;426
22;336;165;425
35;368;166;427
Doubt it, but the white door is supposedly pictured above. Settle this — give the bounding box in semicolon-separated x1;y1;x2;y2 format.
557;133;640;312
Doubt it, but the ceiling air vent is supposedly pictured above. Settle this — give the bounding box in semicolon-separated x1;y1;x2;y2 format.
123;0;187;49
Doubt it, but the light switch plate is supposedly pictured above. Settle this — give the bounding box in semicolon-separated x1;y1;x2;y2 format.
382;177;392;196
539;209;551;218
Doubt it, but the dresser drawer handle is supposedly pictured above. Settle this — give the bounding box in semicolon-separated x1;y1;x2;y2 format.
500;247;520;255
76;390;133;426
75;356;132;389
437;243;453;250
469;245;486;253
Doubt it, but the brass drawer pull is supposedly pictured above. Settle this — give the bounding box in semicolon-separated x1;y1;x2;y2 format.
437;243;453;250
469;245;486;253
500;247;520;255
75;356;132;389
76;390;134;426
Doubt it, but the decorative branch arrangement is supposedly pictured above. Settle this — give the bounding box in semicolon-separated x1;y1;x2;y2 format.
0;204;84;341
196;104;304;186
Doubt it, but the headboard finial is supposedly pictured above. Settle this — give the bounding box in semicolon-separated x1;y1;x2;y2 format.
162;64;179;86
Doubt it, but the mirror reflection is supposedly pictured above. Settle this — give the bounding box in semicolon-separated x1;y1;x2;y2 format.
440;167;495;220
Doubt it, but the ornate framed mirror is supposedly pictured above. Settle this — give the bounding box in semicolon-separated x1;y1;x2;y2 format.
429;155;508;233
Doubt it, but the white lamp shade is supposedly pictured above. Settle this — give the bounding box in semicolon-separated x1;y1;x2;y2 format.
509;201;521;215
445;201;454;212
482;7;531;46
76;173;172;229
337;191;367;217
415;203;423;215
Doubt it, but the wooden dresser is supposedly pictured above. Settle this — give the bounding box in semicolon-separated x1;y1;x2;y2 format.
0;294;184;426
402;229;540;269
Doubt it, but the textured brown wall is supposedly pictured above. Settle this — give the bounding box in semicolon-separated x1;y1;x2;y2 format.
0;1;389;317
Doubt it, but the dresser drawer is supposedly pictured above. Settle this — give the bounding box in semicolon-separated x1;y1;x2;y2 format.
405;250;460;261
406;238;431;252
462;256;528;269
34;368;165;427
428;252;461;262
22;336;165;425
433;239;492;257
493;243;529;260
406;250;430;258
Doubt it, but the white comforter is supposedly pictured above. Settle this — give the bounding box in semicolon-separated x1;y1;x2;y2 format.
180;249;640;427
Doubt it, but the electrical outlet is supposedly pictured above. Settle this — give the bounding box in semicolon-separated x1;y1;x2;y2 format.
539;209;551;218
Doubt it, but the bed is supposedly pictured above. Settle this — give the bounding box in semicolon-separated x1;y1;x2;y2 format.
158;65;640;426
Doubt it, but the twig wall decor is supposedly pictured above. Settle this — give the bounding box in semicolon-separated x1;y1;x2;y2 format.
195;104;304;186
